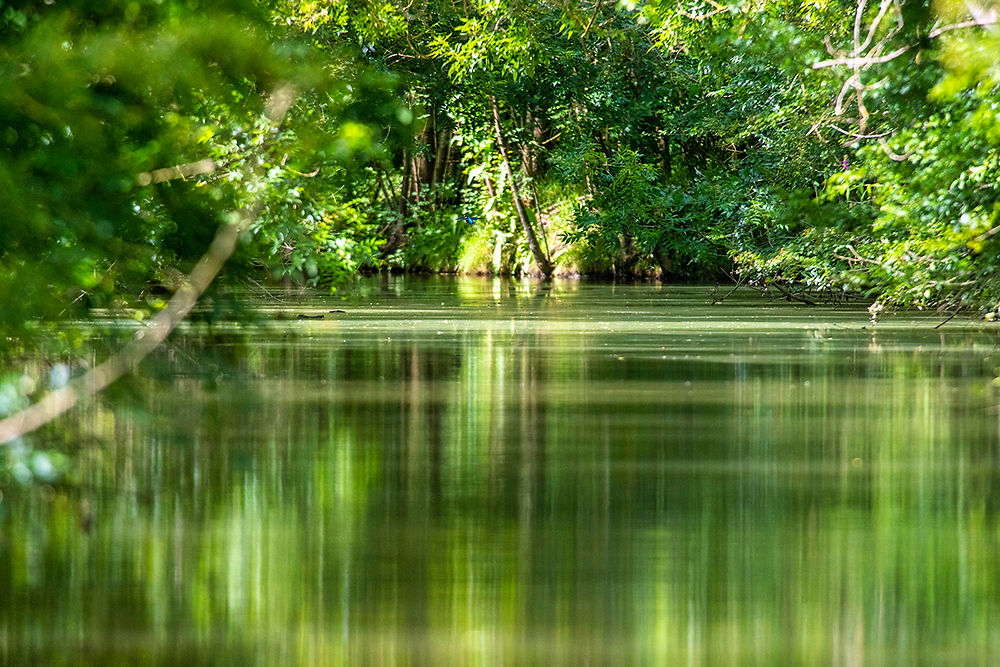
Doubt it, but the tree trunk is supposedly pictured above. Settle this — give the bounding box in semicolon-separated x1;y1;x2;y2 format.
398;146;412;218
528;107;546;177
443;136;456;187
658;135;671;177
570;102;595;196
381;148;412;258
653;239;672;279
415;119;434;187
411;155;422;204
431;127;450;193
616;233;638;277
490;96;553;277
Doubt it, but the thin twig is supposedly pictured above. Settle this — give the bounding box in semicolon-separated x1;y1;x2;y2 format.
878;135;912;161
813;44;913;70
771;282;819;305
934;310;960;329
828;124;894;140
712;274;747;304
928;17;998;38
581;0;605;40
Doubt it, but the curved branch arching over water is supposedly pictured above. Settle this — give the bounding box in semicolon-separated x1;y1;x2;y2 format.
0;85;296;445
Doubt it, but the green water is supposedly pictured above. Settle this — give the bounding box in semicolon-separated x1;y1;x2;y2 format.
3;277;1000;665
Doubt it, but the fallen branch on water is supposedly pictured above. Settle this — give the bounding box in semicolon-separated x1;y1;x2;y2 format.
770;282;819;305
711;274;747;305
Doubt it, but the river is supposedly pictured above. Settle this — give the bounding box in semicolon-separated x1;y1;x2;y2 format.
3;277;1000;664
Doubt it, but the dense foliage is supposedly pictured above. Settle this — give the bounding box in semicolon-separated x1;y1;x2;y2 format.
279;0;996;311
3;1;998;309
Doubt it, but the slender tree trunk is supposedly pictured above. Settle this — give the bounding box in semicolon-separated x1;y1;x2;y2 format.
570;102;595;196
443;136;455;191
490;96;552;277
415;118;434;187
529;181;551;261
411;155;422;204
431;127;450;194
398;146;412;218
381;147;412;258
521;109;535;178
529;107;546;178
374;164;395;213
658;135;671;176
653;239;672;279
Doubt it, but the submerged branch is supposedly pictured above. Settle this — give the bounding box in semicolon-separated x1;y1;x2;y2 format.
711;274;747;304
770;282;819;305
934;310;961;329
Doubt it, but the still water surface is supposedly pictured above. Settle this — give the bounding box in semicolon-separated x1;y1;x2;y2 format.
4;277;1000;664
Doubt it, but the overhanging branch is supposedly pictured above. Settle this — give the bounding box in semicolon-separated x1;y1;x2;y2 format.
0;84;297;446
812;0;997;159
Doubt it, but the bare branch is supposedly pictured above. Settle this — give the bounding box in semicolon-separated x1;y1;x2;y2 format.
810;0;996;158
859;0;897;52
285;166;321;178
853;0;867;58
137;158;216;186
928;17;998;38
834;74;860;115
812;43;913;69
878;136;912;161
581;0;605;40
823;35;839;56
828;124;894;140
816;9;997;69
847;244;882;264
0;211;248;444
678;8;727;21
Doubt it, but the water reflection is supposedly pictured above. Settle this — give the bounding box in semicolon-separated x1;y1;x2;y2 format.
3;278;1000;664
